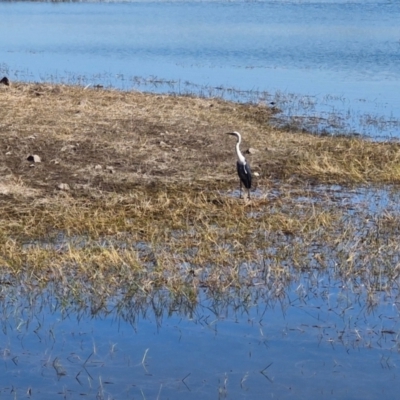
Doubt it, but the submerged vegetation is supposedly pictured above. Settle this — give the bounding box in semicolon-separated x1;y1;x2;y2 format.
0;82;400;316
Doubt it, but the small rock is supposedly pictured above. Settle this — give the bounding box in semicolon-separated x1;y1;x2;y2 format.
106;166;115;174
94;164;102;170
246;148;257;155
0;77;10;86
26;135;36;140
57;183;70;191
61;144;77;152
159;141;167;147
254;172;260;177
5;151;11;156
27;154;41;163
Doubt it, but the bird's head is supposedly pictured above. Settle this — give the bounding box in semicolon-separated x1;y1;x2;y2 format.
226;131;242;142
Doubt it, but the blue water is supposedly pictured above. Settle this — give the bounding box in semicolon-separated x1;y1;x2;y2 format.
1;279;400;399
1;0;400;137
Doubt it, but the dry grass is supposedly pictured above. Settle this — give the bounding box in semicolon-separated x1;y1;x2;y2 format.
1;82;400;306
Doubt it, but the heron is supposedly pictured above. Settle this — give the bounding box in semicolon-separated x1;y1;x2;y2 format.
226;131;252;199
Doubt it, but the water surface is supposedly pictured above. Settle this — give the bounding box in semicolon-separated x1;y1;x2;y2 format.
1;276;400;399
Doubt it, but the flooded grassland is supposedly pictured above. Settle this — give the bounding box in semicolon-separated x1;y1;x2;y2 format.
1;82;400;398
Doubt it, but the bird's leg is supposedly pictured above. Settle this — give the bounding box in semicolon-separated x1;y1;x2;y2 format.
239;180;242;199
248;189;251;200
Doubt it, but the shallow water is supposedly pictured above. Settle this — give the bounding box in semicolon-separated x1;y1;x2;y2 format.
1;275;400;400
1;0;400;137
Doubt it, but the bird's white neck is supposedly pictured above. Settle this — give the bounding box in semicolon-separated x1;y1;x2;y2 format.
235;138;246;164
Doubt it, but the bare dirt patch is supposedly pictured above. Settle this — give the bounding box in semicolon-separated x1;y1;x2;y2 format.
0;83;277;200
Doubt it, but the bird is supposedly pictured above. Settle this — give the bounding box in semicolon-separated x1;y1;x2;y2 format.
226;131;252;199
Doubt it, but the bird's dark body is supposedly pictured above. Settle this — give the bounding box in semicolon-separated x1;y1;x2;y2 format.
237;161;252;189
